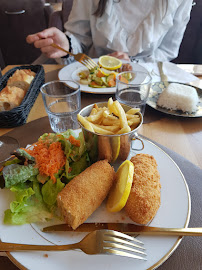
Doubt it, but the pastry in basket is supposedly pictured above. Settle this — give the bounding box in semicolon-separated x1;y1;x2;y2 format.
0;86;26;111
0;69;36;112
7;69;35;92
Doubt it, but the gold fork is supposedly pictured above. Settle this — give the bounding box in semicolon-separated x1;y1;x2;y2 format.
0;230;146;260
51;43;98;70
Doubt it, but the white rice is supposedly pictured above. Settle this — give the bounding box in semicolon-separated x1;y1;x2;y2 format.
157;83;199;113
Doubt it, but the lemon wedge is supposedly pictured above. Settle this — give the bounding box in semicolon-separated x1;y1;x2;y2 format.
107;160;134;212
111;137;120;162
98;56;122;70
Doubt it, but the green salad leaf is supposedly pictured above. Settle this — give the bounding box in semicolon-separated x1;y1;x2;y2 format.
67;152;90;180
41;178;65;206
16;149;35;161
4;182;52;225
3;164;39;188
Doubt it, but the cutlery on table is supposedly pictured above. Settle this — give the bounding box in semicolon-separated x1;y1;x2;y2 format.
51;43;98;70
158;61;168;84
42;223;202;236
0;229;146;260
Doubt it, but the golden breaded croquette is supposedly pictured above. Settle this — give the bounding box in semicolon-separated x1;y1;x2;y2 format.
57;160;115;229
125;154;161;225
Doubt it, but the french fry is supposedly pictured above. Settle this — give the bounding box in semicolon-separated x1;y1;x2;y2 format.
117;125;131;134
108;97;119;116
103;109;110;118
87;109;104;123
78;98;141;135
94;124;120;132
113;101;129;129
93;103;99;110
103;114;118;121
102;118;120;126
126;108;140;114
91;123;114;135
128;117;140;126
77;114;94;132
126;114;139;120
89;107;98;116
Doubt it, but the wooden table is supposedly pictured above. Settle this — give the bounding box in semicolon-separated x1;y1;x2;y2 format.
1;64;202;169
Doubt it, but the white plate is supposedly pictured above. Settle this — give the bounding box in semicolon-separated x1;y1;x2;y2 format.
0;136;191;270
147;81;202;117
58;59;148;94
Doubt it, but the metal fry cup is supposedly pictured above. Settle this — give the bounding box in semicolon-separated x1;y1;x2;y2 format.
78;102;144;165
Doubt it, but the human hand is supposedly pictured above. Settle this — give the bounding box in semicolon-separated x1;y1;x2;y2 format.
108;52;130;61
26;27;69;58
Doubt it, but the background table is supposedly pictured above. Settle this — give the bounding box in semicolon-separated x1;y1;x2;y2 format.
0;64;202;270
1;64;202;169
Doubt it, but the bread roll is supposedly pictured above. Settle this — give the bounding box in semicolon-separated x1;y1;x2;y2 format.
57;160;115;229
7;69;35;91
0;86;26;111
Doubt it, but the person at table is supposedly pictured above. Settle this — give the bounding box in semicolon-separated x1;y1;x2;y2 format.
26;0;193;63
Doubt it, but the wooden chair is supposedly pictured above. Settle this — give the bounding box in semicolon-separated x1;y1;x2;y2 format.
0;0;53;65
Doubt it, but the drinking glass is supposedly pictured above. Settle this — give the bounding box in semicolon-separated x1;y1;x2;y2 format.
115;71;152;116
40;80;81;133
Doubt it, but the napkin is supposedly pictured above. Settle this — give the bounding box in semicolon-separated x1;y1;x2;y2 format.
140;62;199;83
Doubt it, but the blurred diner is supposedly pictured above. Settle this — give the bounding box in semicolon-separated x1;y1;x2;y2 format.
26;0;193;64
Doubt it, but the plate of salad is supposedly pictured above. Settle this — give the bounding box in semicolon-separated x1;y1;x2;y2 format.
0;129;190;270
58;57;148;94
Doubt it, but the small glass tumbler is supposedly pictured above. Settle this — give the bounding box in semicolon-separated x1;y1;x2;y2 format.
40;80;81;133
115;71;152;116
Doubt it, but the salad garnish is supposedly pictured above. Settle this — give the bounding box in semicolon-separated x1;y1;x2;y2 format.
0;130;90;225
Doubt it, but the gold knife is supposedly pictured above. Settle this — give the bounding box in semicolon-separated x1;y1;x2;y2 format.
42;223;202;236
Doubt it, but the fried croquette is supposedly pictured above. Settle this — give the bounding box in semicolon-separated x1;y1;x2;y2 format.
125;154;161;224
57;160;115;229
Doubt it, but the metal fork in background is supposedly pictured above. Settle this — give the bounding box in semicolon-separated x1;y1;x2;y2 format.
0;230;147;260
51;43;98;70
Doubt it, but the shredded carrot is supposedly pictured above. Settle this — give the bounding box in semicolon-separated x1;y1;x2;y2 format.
96;70;105;78
108;79;116;87
26;141;66;183
68;135;81;147
0;167;3;172
91;81;99;86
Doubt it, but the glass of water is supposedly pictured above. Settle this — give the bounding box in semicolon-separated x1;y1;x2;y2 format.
115;71;152;116
40;80;81;133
